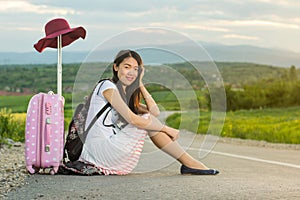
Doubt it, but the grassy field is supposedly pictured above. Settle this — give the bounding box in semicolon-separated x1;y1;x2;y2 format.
1;92;300;144
0;93;73;116
0;95;32;113
166;106;300;144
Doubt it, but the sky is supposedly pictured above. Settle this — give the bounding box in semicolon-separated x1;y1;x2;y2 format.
1;0;300;53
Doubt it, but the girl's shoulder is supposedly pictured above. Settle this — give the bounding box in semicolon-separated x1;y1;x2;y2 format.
100;79;116;88
97;79;117;96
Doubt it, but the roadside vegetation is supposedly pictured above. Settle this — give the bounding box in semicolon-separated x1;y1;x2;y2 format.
166;107;300;144
0;108;25;144
1;62;300;144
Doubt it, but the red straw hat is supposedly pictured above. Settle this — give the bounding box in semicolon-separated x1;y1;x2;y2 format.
34;18;86;52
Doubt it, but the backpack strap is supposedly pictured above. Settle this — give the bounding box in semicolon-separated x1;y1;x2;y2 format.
84;79;112;135
83;79;110;115
84;102;111;134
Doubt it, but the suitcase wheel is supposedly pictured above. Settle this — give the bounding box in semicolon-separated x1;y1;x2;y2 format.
50;169;55;175
50;166;59;175
27;166;40;174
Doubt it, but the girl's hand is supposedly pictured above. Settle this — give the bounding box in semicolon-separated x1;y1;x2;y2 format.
165;126;179;141
139;65;145;85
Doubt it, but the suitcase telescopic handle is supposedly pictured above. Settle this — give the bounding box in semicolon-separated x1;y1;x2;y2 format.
45;118;51;152
45;102;52;152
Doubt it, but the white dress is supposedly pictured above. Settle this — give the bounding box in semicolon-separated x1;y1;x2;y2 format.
79;80;148;175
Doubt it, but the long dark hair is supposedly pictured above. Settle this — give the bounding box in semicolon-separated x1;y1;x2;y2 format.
112;50;143;114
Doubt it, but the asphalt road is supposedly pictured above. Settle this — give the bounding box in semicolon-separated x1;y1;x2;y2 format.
5;130;300;200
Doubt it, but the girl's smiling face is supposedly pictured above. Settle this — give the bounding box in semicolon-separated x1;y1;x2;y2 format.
114;57;139;87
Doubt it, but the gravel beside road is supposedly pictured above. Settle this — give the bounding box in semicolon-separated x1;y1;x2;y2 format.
0;143;29;199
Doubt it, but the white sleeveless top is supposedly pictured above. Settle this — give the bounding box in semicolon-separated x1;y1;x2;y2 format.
79;80;148;175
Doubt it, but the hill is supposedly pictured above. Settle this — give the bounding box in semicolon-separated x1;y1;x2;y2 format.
0;42;299;68
0;61;296;95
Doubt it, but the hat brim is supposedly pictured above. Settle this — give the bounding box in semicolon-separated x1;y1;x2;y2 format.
34;26;86;52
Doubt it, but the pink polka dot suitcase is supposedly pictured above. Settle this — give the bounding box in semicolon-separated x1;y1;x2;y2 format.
25;92;64;174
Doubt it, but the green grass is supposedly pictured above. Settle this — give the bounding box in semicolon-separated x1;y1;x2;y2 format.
0;95;32;113
166;106;300;144
2;91;300;144
0;93;73;113
151;89;204;111
222;107;300;144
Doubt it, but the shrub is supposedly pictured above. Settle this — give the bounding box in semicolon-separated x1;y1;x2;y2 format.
0;108;25;144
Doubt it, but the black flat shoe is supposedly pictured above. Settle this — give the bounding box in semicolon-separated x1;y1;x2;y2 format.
180;165;219;175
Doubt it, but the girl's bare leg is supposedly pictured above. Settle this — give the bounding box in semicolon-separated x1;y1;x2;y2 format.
148;131;209;170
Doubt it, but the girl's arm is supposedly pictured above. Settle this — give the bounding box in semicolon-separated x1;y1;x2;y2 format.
138;103;149;114
103;88;179;140
139;84;160;116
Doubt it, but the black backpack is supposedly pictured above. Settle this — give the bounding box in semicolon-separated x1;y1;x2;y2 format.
63;79;111;162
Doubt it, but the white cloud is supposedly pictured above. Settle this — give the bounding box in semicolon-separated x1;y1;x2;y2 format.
131;28;169;35
182;24;229;32
223;34;259;41
0;26;40;31
124;10;153;18
16;27;40;31
0;1;76;15
215;19;300;29
232;0;299;7
291;18;300;23
248;0;291;6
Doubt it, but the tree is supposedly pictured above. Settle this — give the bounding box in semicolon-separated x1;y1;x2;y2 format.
289;65;298;82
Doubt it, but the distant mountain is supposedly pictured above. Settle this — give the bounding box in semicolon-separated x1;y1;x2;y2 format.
0;43;299;67
0;51;89;65
203;43;300;68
